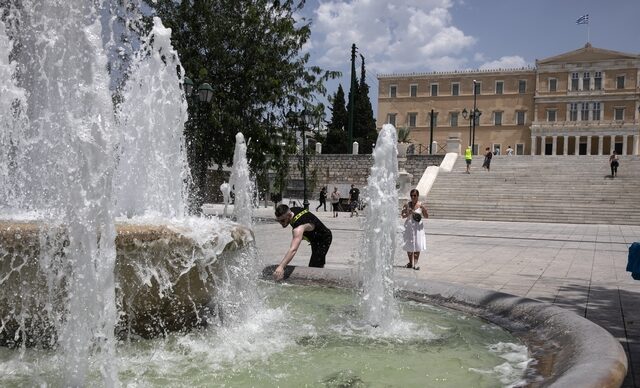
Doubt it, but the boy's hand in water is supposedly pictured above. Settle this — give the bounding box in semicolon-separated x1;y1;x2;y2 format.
273;265;285;281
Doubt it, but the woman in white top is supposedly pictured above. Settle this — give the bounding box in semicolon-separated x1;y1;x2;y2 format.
330;187;341;217
401;189;428;270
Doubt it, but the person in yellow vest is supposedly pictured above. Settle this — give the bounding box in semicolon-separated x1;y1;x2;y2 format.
465;146;472;174
273;204;333;280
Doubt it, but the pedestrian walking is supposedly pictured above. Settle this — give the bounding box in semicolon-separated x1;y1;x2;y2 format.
316;186;327;211
330;187;341;217
465;146;472;174
482;147;492;171
609;151;620;177
348;184;360;217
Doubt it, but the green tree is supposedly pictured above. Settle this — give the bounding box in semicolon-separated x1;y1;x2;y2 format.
352;55;377;154
144;0;339;213
324;84;348;153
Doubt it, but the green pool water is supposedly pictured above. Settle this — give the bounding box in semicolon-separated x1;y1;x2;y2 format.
0;283;530;387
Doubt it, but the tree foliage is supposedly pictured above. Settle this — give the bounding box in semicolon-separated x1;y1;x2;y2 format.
351;55;377;154
326;52;377;155
143;0;339;211
324;84;348;153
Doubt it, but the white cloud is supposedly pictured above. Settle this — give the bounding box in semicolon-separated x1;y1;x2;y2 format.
310;0;475;76
478;55;530;70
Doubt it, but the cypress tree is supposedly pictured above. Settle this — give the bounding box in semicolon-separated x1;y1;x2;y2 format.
324;84;349;153
353;55;378;154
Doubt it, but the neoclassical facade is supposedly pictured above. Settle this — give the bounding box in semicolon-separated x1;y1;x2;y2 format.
377;44;640;155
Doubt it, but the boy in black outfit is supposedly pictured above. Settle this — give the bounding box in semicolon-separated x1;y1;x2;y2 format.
273;204;333;280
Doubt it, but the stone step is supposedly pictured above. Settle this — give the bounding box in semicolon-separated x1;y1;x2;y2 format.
425;155;640;224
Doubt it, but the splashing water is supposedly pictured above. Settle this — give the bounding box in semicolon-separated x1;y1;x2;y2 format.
115;17;190;219
0;17;27;212
0;2;120;385
213;132;264;326
359;124;400;328
0;4;213;387
230;132;254;228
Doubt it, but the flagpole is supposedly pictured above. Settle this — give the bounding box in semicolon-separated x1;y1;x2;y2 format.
587;22;590;43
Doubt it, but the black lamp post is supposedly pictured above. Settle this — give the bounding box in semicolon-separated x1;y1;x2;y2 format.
461;107;481;153
471;80;480;153
461;80;482;154
300;109;310;210
462;107;472;147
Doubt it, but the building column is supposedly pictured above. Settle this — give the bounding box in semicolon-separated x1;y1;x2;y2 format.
574;136;580;155
540;135;546;155
531;136;536;155
598;136;603;155
587;136;592;155
634;134;640;155
622;135;628;155
552;136;557;155
563;136;569;155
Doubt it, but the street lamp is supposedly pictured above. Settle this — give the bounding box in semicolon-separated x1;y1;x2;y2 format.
184;77;214;103
471;80;480;153
461;107;481;153
300;109;311;210
462;108;472;147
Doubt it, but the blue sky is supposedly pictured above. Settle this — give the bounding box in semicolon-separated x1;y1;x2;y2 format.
299;0;640;119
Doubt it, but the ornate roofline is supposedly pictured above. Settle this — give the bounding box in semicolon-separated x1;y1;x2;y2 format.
377;66;536;79
536;43;640;65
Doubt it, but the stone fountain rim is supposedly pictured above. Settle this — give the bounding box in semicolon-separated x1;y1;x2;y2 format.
262;265;627;388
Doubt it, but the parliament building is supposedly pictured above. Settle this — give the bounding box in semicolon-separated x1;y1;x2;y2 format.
377;43;640;155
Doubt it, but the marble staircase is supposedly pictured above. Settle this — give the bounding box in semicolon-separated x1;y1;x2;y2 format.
426;155;640;225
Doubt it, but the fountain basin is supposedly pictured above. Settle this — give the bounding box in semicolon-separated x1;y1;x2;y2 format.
264;265;627;388
0;219;253;346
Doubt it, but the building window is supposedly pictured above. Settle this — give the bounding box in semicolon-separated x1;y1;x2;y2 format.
431;83;438;97
428;111;438;128
571;72;579;91
516;143;524;155
594;72;602;90
494;111;502;126
547;110;556;122
569;103;578;121
616;75;625;89
580;102;589;121
495;81;504;95
583;72;590;90
410;84;417;97
592;102;601;121
408;113;417;127
516;111;525;125
389;85;397;98
450;112;458;127
549;78;557;92
387;113;397;126
451;83;460;96
474;82;481;95
614;108;624;121
518;80;526;94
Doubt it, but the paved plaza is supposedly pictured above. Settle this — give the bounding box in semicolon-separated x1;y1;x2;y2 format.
228;203;640;388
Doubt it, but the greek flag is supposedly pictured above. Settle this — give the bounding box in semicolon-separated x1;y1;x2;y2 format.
576;14;589;24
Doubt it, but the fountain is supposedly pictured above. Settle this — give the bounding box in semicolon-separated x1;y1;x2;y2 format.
258;123;627;386
358;124;399;328
0;3;252;386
